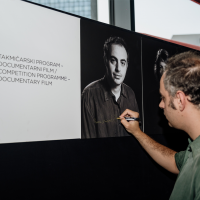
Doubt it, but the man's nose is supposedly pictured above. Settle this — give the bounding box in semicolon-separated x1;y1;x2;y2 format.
115;62;121;72
159;100;164;109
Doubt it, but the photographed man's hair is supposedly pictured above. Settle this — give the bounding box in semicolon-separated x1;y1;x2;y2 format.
164;51;200;109
154;49;169;82
103;36;129;63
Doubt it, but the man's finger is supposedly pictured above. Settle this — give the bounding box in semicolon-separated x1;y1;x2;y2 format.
120;109;133;117
120;117;129;128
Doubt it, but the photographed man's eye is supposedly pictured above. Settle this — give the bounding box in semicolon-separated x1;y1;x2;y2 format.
110;58;116;64
121;61;126;66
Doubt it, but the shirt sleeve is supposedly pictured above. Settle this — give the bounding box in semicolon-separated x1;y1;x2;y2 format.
175;150;186;171
81;89;96;139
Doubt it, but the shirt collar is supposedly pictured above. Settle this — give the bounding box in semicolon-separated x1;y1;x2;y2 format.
101;76;128;101
121;83;128;98
188;135;200;159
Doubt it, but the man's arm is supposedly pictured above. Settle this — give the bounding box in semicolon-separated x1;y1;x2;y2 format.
120;109;179;174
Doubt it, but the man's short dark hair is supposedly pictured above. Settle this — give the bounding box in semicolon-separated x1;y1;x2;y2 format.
164;51;200;109
103;36;129;63
154;49;169;81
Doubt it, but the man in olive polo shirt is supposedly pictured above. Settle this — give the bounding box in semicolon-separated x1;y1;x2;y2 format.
120;51;200;200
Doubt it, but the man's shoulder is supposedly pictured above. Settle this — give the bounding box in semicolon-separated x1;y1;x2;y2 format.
191;136;200;164
122;83;133;90
82;78;104;98
193;150;200;164
192;153;200;185
122;83;136;96
83;79;102;91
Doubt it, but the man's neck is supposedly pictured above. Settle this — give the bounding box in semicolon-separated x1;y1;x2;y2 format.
183;107;200;141
105;76;121;101
111;85;121;101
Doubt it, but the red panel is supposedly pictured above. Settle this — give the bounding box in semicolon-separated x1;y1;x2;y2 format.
139;33;200;51
191;0;200;5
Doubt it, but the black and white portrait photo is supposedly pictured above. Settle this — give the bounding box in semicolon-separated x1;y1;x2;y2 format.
154;49;169;82
82;36;139;138
142;37;190;136
81;19;142;139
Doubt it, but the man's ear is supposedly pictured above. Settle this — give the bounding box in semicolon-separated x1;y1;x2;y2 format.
176;91;186;111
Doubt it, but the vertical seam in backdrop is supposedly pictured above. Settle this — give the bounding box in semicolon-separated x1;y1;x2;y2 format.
141;37;144;132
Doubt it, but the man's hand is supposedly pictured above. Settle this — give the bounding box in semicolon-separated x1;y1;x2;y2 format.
120;109;141;136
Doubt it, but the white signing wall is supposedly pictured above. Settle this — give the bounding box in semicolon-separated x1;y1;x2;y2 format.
0;0;81;143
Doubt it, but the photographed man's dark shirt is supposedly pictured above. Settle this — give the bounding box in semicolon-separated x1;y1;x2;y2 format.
81;77;139;138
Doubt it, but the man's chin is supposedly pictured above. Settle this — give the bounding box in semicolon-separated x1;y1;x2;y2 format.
113;79;123;86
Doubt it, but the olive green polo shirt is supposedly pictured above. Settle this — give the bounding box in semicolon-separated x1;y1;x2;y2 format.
169;135;200;200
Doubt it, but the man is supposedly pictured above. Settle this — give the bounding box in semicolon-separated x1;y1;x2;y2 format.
120;51;200;200
82;36;139;138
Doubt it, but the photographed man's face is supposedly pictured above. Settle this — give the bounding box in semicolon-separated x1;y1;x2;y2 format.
105;44;128;86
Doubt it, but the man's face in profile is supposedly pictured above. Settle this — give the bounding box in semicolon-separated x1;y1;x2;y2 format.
105;44;128;86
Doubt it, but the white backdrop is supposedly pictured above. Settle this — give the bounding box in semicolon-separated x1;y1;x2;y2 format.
0;0;81;143
135;0;200;39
